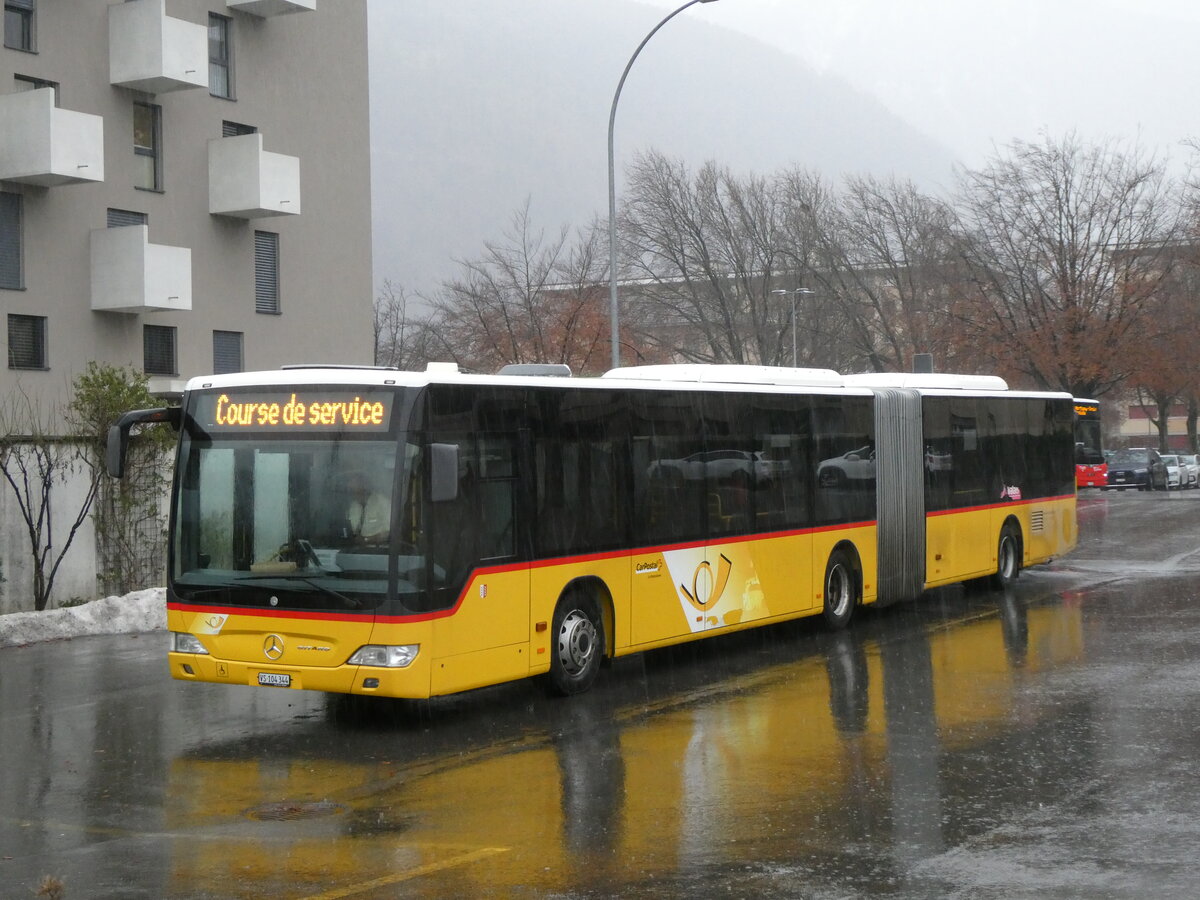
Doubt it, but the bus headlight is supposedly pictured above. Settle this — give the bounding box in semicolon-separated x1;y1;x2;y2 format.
170;632;210;655
348;644;420;668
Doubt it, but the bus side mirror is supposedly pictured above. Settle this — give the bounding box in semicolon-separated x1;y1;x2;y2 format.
106;407;181;478
430;443;459;502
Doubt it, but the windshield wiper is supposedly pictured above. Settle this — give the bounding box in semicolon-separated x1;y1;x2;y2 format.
236;572;362;610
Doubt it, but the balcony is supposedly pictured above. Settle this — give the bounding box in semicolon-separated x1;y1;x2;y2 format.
208;133;301;218
109;0;207;94
90;226;192;314
147;377;188;398
0;89;104;186
226;0;316;16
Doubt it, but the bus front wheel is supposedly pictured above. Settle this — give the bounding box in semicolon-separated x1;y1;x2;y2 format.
549;592;604;696
822;548;858;631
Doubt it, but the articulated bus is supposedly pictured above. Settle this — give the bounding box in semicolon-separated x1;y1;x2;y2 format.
107;363;1077;700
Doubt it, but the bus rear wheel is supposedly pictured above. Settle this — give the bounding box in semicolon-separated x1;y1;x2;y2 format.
992;522;1022;589
822;548;858;631
549;592;604;696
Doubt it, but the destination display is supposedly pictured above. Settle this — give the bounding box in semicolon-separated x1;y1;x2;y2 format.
193;390;394;432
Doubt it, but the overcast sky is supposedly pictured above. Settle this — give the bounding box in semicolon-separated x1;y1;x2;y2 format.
637;0;1198;169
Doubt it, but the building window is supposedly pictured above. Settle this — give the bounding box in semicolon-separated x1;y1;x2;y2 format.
8;314;45;369
133;102;162;191
107;208;148;228
14;74;57;101
0;191;22;290
213;330;243;374
143;325;177;376
208;13;233;99
254;231;279;314
222;120;256;138
3;0;35;52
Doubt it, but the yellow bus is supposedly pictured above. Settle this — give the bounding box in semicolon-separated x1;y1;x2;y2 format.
107;363;1077;700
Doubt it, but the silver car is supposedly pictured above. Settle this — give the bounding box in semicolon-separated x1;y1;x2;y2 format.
1160;454;1185;490
1177;454;1199;489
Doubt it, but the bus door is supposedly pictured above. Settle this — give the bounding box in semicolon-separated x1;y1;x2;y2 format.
428;431;529;694
630;397;710;646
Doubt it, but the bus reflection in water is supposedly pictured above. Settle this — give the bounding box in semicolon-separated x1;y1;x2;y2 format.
161;597;1084;896
106;363;1077;702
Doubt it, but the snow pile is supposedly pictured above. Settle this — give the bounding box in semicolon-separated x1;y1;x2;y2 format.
0;588;165;649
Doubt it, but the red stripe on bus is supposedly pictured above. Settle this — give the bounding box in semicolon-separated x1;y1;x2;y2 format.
925;494;1074;517
372;518;879;623
166;603;370;623
169;519;879;626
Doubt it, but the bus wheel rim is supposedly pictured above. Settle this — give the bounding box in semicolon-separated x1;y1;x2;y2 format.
557;610;597;675
1000;537;1015;578
828;565;851;617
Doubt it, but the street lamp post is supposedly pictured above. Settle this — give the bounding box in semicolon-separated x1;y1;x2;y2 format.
608;0;722;371
771;288;815;367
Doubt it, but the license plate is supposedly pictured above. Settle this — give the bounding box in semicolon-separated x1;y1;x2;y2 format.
258;672;291;687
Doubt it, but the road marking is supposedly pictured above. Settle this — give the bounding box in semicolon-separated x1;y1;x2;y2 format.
298;846;508;900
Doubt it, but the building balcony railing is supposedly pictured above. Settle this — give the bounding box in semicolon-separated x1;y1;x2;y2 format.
208;133;301;218
226;0;316;17
90;225;192;314
0;88;104;186
109;0;207;94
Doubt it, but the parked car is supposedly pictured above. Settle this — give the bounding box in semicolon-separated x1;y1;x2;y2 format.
1075;445;1107;489
1177;454;1199;488
818;445;876;487
1160;454;1186;490
647;449;771;486
1103;448;1168;491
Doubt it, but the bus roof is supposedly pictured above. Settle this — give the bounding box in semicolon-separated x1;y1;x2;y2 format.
183;363;1064;400
183;362;861;395
842;372;1010;391
602;364;845;388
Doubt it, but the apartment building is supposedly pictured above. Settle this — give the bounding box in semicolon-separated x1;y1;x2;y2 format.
1;0;371;610
2;0;373;417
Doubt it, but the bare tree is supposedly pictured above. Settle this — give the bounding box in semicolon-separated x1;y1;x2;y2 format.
953;134;1182;395
374;279;437;370
1128;245;1200;450
423;201;612;374
0;390;98;611
824;175;966;372
621;152;804;365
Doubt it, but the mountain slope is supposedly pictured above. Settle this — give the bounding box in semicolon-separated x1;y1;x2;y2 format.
368;0;960;295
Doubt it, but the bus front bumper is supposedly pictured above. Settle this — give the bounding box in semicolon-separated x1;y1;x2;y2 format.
168;651;434;699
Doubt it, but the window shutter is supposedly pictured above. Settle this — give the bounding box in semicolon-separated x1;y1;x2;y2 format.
0;192;22;290
212;330;243;374
8;314;45;369
222;120;256;137
254;231;279;314
143;325;176;375
107;208;148;228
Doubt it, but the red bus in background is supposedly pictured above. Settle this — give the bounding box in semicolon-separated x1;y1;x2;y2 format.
1074;399;1106;488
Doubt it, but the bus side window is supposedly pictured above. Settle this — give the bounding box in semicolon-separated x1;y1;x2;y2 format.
478;434;516;559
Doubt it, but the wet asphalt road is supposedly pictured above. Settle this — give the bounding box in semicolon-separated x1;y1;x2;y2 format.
2;490;1200;899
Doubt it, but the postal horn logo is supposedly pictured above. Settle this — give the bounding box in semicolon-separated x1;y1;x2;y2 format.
680;553;733;612
263;634;285;661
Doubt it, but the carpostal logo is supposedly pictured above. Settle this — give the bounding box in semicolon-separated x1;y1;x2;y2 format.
661;549;740;633
680;553;733;612
636;561;662;575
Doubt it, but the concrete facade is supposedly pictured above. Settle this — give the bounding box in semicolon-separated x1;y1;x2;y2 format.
1;0;372;610
2;0;373;411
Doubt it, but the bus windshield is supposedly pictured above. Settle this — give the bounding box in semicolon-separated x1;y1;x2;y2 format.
172;432;430;613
